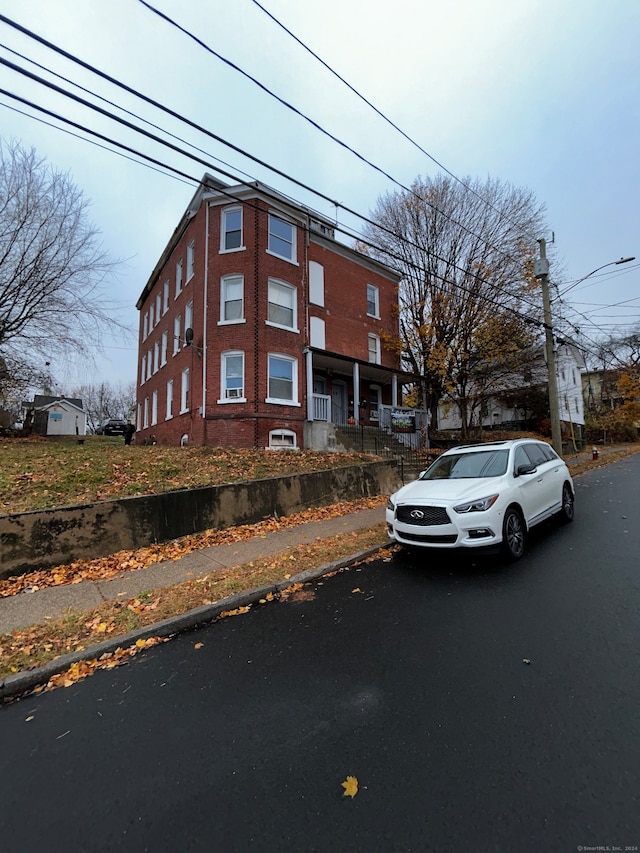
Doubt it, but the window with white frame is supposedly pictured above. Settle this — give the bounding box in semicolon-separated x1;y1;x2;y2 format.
149;303;154;329
155;294;161;325
147;348;153;380
186;240;195;281
151;390;158;425
166;379;173;419
309;261;324;306
140;354;146;385
143;312;149;340
267;354;298;404
268;213;296;262
368;333;381;364
143;397;149;428
180;368;190;413
173;314;181;354
184;300;193;345
161;330;168;365
153;341;159;373
220;274;244;323
221;351;245;401
221;206;243;251
268;429;297;450
136;402;141;430
163;280;169;314
267;279;297;330
175;258;183;297
366;284;379;318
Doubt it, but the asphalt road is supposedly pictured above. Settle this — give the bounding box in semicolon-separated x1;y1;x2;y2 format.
2;456;640;853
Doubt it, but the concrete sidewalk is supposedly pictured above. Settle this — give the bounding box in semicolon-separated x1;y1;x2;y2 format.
0;506;387;634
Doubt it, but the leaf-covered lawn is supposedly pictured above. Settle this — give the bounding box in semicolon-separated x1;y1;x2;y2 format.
0;435;379;514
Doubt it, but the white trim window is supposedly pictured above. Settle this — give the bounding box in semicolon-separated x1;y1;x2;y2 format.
184;300;194;345
175;258;183;297
143;397;149;428
143;312;149;341
166;379;173;420
149;303;154;330
140;354;146;386
268;429;297;450
173;314;181;355
221;206;243;252
368;333;381;365
220;351;245;402
267;279;297;331
153;341;160;373
220;274;244;323
163;280;170;314
155;293;162;325
180;367;190;413
161;330;168;366
186;240;195;282
136;402;142;430
268;213;296;263
147;349;153;380
310;316;325;349
267;354;299;405
366;284;379;318
151;390;158;426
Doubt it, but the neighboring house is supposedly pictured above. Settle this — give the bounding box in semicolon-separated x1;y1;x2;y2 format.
437;343;586;440
23;395;87;436
582;368;625;412
135;174;412;450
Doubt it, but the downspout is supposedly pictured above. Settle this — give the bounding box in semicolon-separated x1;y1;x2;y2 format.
202;202;209;422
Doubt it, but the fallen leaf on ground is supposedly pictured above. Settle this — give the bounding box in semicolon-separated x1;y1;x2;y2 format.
341;776;359;798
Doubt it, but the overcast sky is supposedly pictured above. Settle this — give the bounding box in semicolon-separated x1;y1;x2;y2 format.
1;0;638;387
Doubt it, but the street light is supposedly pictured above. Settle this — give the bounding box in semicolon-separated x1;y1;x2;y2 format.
559;256;635;297
535;245;635;456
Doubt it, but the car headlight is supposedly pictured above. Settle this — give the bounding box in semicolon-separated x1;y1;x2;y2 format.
386;497;395;511
453;494;499;513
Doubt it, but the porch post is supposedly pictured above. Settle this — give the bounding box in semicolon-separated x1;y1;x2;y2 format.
304;348;313;421
353;362;360;424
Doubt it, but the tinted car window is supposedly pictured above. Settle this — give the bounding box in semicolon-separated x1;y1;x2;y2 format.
514;446;531;471
524;443;549;467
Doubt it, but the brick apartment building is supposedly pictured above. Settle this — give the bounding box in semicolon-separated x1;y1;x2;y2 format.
135;174;408;450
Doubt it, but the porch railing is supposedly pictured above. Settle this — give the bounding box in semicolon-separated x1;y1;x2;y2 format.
312;393;331;422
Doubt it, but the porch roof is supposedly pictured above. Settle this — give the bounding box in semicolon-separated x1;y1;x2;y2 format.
308;347;419;386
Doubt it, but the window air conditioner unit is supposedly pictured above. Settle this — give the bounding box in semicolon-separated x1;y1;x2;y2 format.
226;388;242;398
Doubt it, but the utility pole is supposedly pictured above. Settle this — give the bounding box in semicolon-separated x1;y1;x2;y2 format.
535;239;563;456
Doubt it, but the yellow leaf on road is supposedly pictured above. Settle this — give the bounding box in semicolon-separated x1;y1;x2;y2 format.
194;642;204;649
341;775;358;798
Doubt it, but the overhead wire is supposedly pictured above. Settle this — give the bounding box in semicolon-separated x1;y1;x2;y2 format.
0;46;547;322
0;80;546;332
134;0;529;263
247;0;540;244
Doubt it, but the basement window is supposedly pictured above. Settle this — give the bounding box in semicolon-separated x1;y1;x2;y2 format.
267;429;297;450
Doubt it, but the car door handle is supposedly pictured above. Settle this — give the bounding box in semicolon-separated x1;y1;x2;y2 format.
536;477;544;483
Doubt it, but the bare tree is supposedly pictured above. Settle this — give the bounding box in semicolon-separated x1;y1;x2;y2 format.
0;139;123;391
359;175;548;437
70;381;136;433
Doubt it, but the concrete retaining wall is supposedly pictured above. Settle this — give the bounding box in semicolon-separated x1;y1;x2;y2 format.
0;461;398;579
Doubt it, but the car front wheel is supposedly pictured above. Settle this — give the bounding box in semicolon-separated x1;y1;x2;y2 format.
502;507;525;560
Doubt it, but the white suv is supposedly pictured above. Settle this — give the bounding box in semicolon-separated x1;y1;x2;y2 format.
386;439;574;559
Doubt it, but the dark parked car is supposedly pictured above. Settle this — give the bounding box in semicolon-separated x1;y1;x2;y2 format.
96;418;128;436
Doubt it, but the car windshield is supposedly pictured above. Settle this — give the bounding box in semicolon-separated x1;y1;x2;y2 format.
421;449;509;480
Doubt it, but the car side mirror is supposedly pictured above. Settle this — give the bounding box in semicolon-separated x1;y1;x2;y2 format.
516;463;537;476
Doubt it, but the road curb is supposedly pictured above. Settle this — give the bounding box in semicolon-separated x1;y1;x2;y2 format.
0;543;390;701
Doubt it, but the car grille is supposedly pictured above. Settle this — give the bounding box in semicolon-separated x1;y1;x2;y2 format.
396;505;450;526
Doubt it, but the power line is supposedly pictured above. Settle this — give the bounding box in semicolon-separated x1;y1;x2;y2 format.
0;49;546;322
248;0;540;244
134;0;528;263
0;81;546;334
